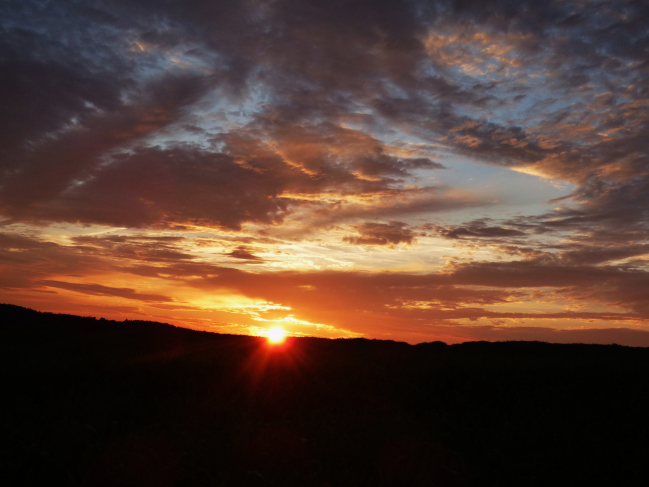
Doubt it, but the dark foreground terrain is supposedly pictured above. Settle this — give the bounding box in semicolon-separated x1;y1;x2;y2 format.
1;304;649;486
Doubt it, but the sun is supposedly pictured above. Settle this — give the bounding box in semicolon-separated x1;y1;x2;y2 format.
266;326;286;344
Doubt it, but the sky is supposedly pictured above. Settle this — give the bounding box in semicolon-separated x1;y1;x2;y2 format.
2;0;649;345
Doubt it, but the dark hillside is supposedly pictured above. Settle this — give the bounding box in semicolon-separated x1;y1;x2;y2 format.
1;304;648;486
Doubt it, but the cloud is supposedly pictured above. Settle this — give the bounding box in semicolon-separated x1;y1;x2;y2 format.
37;280;172;303
0;74;215;222
227;246;264;261
449;258;649;318
556;244;649;266
437;219;526;240
71;235;194;262
2;231;649;343
343;221;417;246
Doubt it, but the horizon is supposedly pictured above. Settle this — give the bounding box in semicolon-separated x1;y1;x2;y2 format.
2;0;649;345
3;301;649;348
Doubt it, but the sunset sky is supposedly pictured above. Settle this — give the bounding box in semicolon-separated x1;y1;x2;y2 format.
2;0;649;345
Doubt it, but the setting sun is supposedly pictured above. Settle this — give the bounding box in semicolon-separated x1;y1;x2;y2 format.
267;327;286;344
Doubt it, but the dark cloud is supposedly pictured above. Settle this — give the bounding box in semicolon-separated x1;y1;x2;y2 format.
344;221;417;246
0;1;129;158
71;235;195;262
355;156;445;178
16;139;451;229
0;232;112;289
529;174;649;241
0;74;215;221
437;219;526;240
37;146;290;229
3;0;646;233
556;244;649;266
449;259;649;318
226;246;264;261
37;280;172;303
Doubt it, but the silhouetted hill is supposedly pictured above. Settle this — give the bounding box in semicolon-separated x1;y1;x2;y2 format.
1;303;649;486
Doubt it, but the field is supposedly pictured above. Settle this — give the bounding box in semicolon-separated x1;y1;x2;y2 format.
1;304;648;486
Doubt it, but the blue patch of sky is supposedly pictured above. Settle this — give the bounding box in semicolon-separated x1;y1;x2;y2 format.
427;156;572;205
141;77;268;151
337;87;574;210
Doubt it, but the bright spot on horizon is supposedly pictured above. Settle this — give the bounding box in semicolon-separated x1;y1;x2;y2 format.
267;327;286;344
